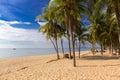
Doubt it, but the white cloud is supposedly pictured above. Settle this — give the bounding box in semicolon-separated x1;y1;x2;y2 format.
0;20;31;25
23;22;31;25
37;21;47;26
0;20;44;41
0;20;70;48
0;20;53;48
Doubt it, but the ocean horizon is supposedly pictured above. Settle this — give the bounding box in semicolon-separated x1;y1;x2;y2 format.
0;47;91;58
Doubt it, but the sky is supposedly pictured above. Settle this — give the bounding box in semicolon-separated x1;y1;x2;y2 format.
0;0;91;48
0;0;54;48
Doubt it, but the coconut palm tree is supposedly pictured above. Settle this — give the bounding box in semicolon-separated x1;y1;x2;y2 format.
106;0;120;54
87;0;107;55
57;24;66;57
75;23;88;58
36;7;63;59
49;0;73;59
48;0;85;67
86;0;120;55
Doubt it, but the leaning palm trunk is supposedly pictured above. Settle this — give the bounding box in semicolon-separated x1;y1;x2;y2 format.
114;4;120;55
61;38;64;57
55;36;60;59
50;38;59;59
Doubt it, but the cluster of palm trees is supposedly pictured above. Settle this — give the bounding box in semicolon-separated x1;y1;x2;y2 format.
36;0;120;67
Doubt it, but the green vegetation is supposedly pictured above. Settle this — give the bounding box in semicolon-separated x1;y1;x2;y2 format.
36;0;120;67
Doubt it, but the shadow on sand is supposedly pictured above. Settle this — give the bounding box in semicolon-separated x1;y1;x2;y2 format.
76;55;120;67
80;55;119;60
76;64;120;67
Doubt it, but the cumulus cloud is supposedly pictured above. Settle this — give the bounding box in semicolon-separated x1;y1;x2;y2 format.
0;20;53;48
0;20;46;42
0;20;31;25
0;20;70;48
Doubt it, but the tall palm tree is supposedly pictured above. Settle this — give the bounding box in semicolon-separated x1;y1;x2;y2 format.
106;0;120;54
58;24;66;57
87;0;106;55
48;0;85;67
49;0;73;59
75;24;88;58
36;7;62;59
87;0;120;55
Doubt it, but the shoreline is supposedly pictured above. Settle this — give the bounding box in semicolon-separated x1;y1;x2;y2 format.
0;50;120;80
0;50;91;59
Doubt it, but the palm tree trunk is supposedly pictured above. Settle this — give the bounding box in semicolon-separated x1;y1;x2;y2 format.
50;38;57;51
61;38;64;57
114;4;120;55
55;36;60;59
100;43;103;55
109;47;111;54
50;38;59;59
112;47;114;54
109;43;112;54
78;39;81;58
76;40;78;49
110;40;113;55
68;13;76;67
67;30;72;59
65;11;72;59
71;31;76;67
92;43;95;55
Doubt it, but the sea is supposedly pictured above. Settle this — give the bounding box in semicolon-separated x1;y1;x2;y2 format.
0;47;90;58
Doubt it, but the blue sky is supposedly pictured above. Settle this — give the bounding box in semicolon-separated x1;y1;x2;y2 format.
0;0;54;48
0;0;91;48
0;0;49;29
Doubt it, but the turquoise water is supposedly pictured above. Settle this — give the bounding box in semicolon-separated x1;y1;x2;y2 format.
0;48;90;58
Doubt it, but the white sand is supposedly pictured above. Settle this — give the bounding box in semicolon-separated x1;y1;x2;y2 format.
0;51;120;80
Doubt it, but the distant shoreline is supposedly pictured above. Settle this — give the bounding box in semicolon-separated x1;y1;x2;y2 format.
0;48;91;59
0;50;90;59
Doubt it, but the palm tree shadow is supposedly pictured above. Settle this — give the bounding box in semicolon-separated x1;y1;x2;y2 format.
76;55;120;67
80;55;119;60
77;64;120;67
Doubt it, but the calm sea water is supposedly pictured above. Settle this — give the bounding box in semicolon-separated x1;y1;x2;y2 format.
0;48;90;58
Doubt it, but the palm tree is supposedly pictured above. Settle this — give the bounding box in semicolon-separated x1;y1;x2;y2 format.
75;24;88;58
36;7;62;59
49;0;73;59
86;0;120;55
58;24;66;57
48;0;85;67
106;0;120;54
87;0;106;55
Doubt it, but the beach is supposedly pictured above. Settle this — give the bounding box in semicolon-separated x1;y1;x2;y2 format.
0;51;120;80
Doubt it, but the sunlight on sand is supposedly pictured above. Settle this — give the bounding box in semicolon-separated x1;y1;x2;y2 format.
0;51;120;80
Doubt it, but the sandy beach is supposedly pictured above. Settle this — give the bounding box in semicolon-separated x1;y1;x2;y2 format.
0;51;120;80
